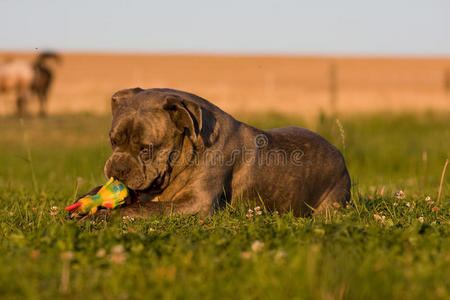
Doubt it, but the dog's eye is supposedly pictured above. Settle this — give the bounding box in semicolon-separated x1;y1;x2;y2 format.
131;135;140;144
140;145;153;162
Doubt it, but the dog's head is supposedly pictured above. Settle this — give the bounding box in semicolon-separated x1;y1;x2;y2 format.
104;88;216;192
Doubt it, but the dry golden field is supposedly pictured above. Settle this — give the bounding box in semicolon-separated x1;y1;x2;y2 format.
1;52;449;118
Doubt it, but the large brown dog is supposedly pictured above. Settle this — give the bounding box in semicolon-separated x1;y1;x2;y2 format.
77;88;350;218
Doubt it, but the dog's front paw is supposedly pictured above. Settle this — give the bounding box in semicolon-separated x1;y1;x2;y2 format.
75;209;112;223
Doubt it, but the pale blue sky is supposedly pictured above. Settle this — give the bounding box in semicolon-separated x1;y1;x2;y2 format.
0;0;449;55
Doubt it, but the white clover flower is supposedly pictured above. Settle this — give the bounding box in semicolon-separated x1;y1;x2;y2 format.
50;206;58;216
96;248;106;258
251;240;264;252
60;251;74;261
394;190;405;200
110;245;127;264
274;250;286;262
241;251;251;259
432;206;440;212
373;214;386;224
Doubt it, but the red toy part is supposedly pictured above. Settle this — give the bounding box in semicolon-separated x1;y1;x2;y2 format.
65;202;81;212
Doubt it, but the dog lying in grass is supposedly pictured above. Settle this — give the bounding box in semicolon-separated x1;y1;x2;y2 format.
72;88;350;219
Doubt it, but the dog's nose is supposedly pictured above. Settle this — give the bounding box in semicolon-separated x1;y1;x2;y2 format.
111;161;131;181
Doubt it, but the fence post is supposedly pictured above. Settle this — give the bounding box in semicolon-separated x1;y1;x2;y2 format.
445;69;450;96
329;62;338;115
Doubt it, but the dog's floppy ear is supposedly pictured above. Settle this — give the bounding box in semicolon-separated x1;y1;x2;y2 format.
163;95;202;142
111;87;143;113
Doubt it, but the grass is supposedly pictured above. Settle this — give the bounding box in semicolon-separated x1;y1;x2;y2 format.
0;112;449;299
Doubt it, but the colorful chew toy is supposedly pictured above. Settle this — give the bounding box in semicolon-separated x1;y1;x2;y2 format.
65;177;129;215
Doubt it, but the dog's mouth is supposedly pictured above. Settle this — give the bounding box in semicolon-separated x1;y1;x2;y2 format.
148;171;167;191
130;170;169;199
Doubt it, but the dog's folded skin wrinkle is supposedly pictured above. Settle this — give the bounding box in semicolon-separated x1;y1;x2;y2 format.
74;87;350;220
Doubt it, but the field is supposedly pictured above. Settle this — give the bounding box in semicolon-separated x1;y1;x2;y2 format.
0;53;449;299
0;111;449;299
1;53;450;117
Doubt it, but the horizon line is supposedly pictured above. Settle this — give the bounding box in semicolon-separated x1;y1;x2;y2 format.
1;48;449;60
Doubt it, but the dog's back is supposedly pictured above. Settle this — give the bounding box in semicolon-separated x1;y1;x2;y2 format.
231;125;350;216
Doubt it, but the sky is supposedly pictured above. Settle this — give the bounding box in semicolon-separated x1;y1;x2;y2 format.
0;0;449;56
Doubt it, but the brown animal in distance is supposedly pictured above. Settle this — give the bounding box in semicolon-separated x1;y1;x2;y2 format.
31;52;61;116
0;51;60;116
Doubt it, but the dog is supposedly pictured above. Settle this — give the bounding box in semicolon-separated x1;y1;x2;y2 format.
75;88;350;218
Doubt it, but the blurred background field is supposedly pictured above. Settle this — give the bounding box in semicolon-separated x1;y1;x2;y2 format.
1;53;450;117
